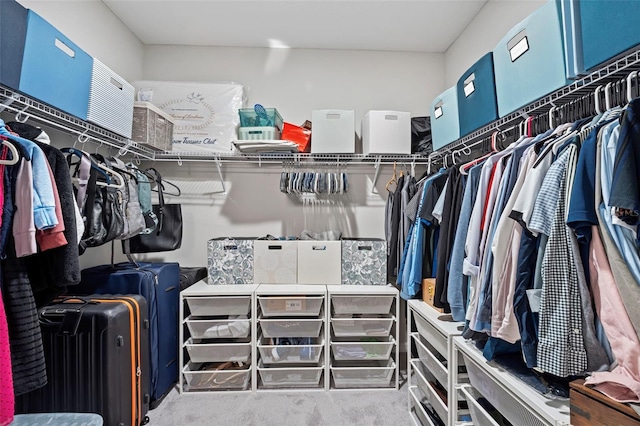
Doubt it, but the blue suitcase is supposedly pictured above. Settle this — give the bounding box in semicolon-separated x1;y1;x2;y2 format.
430;86;460;151
78;262;180;409
457;53;498;137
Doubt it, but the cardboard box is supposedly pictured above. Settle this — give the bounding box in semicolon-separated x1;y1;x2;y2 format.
422;279;444;313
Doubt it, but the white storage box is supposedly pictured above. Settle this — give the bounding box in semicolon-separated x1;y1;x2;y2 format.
185;296;251;317
87;58;134;138
330;359;395;388
332;295;393;315
259;318;324;338
330;335;395;361
310;110;355;154
341;238;387;285
331;316;394;337
258;361;324;388
253;241;297;284
362;111;411;154
185;317;251;339
132;101;174;151
185;338;251;363
258;336;324;364
207;238;254;285
412;334;448;390
133;80;244;153
183;362;250;390
297;241;342;285
258;296;323;317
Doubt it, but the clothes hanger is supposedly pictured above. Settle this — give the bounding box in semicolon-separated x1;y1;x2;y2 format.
628;71;639;103
385;162;398;192
0;136;20;166
61;147;112;182
144;167;182;197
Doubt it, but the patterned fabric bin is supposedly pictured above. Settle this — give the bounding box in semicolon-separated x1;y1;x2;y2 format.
207;238;254;284
341;238;387;285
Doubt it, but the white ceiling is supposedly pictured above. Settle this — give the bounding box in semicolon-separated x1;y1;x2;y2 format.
102;0;489;53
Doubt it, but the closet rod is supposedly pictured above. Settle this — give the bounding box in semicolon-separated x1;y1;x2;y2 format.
431;47;640;164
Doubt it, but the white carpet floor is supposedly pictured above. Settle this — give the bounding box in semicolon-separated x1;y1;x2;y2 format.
147;377;412;426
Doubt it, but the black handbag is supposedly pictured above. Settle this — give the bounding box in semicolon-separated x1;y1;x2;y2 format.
125;169;183;253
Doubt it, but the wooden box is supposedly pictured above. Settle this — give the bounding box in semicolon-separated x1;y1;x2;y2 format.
570;379;640;426
422;279;444;313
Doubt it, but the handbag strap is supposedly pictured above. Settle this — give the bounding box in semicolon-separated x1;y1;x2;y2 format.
146;167;165;234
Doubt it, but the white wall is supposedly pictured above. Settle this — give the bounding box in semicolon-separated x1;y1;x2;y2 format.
444;0;547;87
143;45;444;126
16;0;144;81
103;45;441;268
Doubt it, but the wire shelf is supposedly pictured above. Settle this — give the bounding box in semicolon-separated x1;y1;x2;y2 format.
0;85;156;160
430;47;640;163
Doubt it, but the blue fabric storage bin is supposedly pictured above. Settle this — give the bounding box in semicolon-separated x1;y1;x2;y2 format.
0;0;28;90
456;53;498;137
430;87;460;151
19;10;92;119
493;0;570;117
562;0;640;76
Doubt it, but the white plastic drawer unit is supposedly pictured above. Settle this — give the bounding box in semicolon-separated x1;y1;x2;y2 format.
331;316;394;338
257;362;324;388
413;358;448;423
258;295;323;317
330;359;395;388
185;317;251;340
184;338;251;363
331;295;394;315
409;387;438;426
330;335;395;362
412;333;448;391
258;336;324;364
182;362;251;391
259;318;324;339
413;311;447;359
185;296;251;317
460;385;501;426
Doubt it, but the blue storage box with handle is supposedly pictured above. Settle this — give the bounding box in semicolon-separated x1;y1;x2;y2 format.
456;53;498;137
0;0;28;90
19;10;92;119
431;87;460;151
493;0;569;117
562;0;640;77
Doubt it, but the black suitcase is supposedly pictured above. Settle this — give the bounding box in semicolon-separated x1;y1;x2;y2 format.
179;266;207;291
16;295;150;426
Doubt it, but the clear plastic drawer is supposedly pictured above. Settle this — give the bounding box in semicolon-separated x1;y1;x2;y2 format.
332;295;393;315
258;296;323;317
409;387;438;426
185;338;251;363
330;359;395;388
258;336;324;364
412;333;448;390
185;296;251;317
183;362;250;391
259;318;324;338
460;385;501;426
331;316;394;337
258;361;323;388
185;317;251;339
413;358;448;423
330;335;395;361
